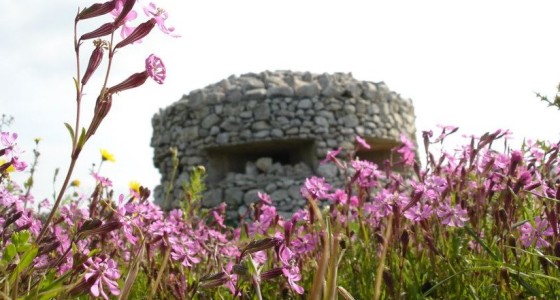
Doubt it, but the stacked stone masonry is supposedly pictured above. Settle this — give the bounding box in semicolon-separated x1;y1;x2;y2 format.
151;70;417;220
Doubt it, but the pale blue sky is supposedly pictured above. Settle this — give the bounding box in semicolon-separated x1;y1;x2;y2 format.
2;0;560;202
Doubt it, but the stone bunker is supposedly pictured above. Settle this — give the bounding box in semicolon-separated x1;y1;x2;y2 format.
151;70;417;219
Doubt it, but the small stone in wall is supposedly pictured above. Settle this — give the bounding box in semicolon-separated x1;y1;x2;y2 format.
203;188;223;207
245;161;258;176
255;157;273;173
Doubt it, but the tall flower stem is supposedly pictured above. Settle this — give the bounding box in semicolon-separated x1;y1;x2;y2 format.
374;215;393;300
37;157;78;243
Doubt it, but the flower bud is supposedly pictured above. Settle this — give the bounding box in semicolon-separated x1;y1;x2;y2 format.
400;230;410;257
232;264;249;276
81;41;105;85
4;211;23;228
500;268;510;286
78;218;103;233
554;241;560;258
76;0;117;21
261;267;284;281
383;269;395;296
508;235;517;257
198;272;228;288
80;22;115;41
107;72;148;94
115;19;156;49
38;240;61;256
240;237;281;259
77;220;122;239
85;91;113;140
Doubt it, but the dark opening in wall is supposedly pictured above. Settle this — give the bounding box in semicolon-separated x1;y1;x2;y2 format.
205;139;316;183
355;138;402;169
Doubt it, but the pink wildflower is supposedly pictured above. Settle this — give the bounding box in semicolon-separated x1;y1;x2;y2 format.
356;135;371;149
320;147;342;164
257;191;272;205
145;53;166;84
83;256;121;300
300;176;332;200
143;2;180;37
396;133;416;166
436;202;469;227
111;0;138;39
403;203;432;222
519;217;553;248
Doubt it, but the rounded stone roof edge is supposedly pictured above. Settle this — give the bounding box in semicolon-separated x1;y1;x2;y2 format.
174;70;412;108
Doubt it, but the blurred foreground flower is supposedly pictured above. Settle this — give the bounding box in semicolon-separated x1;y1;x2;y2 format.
83;255;121;300
100;148;115;162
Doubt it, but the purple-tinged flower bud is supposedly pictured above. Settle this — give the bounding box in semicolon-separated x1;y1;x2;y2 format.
240;237;281;259
383;270;395;296
400;230;409;257
69;277;97;297
77;220;122;239
113;0;136;27
261;267;284;281
514;170;532;193
80;23;115;41
545;207;558;237
78;218;103;233
498;208;508;227
81;40;106;85
114;19;156;49
85;91;113;140
4;211;23;228
524;181;541;191
284;221;293;246
107;72;148;94
554;241;560;258
539;256;550;274
508;150;523;176
232;264;249;276
508;235;517;257
38;241;61;256
500;268;510;286
198;272;228;288
76;0;117;21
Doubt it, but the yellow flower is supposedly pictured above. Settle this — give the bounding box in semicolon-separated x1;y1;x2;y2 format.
100;148;116;162
129;180;141;193
0;159;15;173
70;179;80;187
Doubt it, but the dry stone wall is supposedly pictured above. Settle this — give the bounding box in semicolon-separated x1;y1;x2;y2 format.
151;70;417;220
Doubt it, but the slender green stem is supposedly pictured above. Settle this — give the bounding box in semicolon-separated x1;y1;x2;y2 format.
149;245;172;299
36;157;78;243
374;215;393;300
36;19;84;244
253;275;263;300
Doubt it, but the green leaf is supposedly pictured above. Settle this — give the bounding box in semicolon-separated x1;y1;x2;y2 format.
9;244;38;285
73;77;79;91
2;243;17;262
77;127;87;148
64;122;75;145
